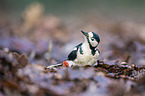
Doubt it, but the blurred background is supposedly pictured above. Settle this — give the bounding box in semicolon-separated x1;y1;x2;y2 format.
1;0;145;21
1;0;145;66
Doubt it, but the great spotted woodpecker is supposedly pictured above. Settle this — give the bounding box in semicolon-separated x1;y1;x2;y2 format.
47;30;100;69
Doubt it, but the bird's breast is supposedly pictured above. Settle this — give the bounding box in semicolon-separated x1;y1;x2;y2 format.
74;46;99;66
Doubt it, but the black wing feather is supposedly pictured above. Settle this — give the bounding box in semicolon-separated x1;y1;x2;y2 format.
67;43;82;60
68;50;77;60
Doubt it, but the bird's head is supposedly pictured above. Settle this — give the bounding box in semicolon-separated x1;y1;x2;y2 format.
81;30;100;47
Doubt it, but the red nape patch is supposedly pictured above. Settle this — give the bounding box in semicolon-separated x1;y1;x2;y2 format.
62;61;69;67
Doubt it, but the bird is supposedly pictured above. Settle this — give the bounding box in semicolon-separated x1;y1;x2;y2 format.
46;30;100;69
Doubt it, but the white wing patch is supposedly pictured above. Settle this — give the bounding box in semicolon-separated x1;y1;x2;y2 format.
73;47;77;50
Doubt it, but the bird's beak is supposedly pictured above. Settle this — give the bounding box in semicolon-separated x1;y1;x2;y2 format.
81;30;88;37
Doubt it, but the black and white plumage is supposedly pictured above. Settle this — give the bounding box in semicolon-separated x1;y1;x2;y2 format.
66;30;100;66
46;30;100;69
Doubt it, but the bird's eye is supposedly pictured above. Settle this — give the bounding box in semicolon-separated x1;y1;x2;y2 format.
91;38;94;41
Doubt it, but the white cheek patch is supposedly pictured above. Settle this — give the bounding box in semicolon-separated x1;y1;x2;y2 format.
91;42;98;47
89;38;98;47
88;32;99;47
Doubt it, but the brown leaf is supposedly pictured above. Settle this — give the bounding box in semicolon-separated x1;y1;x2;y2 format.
13;52;21;60
17;54;28;68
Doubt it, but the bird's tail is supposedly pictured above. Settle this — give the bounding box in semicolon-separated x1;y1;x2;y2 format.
45;60;70;69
